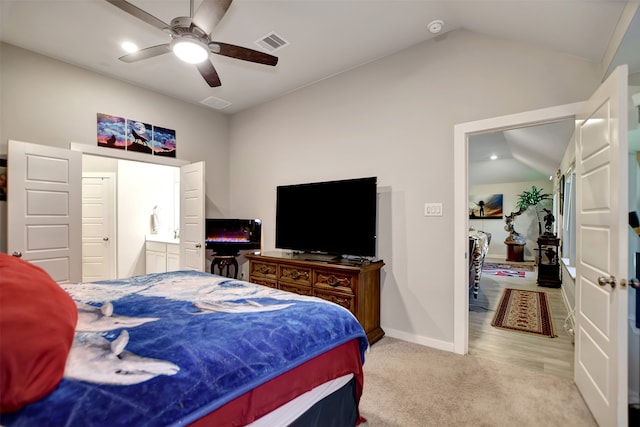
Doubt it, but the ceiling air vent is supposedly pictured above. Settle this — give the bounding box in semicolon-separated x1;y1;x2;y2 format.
200;96;231;110
254;32;289;53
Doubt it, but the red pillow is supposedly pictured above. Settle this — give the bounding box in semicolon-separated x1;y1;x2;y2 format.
0;254;78;413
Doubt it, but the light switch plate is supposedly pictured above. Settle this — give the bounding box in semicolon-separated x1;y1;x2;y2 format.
424;202;443;217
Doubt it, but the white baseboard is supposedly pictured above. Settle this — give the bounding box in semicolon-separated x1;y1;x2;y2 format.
382;327;455;353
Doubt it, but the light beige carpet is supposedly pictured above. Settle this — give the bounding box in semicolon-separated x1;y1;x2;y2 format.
358;337;596;427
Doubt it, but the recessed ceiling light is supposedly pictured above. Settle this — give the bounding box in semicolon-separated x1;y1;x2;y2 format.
427;20;444;34
121;41;138;53
490;154;498;160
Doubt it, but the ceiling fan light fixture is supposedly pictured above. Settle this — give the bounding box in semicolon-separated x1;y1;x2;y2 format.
171;38;209;64
121;41;138;53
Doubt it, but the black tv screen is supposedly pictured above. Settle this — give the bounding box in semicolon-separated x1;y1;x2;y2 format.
276;177;377;257
205;218;261;253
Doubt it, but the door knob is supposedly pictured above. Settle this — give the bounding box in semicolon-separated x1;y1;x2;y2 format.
195;243;202;248
12;251;22;258
103;237;109;241
621;278;640;289
597;275;616;288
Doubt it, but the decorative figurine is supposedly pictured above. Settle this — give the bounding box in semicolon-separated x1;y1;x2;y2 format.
543;208;555;235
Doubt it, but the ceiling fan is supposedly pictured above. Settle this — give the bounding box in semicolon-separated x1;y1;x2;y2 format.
105;0;278;87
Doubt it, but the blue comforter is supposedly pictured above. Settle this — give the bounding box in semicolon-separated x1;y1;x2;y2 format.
1;270;368;427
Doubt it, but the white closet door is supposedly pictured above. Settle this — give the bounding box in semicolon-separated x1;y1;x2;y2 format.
7;140;81;283
82;173;116;281
180;161;205;271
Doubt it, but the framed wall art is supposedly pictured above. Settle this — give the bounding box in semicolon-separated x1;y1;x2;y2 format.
469;193;503;219
97;113;176;157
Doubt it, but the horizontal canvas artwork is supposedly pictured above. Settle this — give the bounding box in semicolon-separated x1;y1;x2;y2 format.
469;193;503;219
97;113;176;158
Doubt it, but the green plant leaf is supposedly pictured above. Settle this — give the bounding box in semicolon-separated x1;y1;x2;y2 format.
515;186;551;210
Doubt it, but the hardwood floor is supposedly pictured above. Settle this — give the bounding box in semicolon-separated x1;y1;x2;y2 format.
468;259;575;379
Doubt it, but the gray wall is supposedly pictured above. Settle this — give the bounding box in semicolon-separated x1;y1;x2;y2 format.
0;42;231;219
1;29;603;349
228;30;601;348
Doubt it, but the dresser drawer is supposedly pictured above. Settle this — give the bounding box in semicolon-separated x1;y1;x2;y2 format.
251;277;278;289
280;282;313;296
314;269;356;295
245;254;384;345
250;261;277;280
314;288;355;312
278;265;312;286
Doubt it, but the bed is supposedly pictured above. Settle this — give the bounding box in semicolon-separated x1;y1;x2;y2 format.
468;228;491;298
0;255;368;427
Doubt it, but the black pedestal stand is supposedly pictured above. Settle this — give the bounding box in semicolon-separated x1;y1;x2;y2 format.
211;250;240;279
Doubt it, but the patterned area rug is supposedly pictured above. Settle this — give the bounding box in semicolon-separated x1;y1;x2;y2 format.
491;288;557;337
483;262;534;278
483;262;536;271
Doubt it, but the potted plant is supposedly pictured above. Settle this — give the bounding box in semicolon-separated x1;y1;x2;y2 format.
515;186;552;235
504;185;552;245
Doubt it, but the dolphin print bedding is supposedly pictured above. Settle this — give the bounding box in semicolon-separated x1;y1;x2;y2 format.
1;270;368;427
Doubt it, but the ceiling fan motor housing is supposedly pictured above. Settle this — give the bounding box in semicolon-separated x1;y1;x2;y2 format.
165;17;209;42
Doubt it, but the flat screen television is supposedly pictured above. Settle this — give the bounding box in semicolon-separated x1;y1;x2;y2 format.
205;218;261;254
276;177;377;258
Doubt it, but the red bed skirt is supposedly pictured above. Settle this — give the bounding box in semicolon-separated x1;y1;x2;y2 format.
189;339;364;426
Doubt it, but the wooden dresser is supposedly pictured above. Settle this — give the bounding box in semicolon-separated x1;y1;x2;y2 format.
245;253;385;344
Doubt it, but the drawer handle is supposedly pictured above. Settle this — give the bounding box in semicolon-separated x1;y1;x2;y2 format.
260;266;270;274
290;271;301;280
327;275;340;287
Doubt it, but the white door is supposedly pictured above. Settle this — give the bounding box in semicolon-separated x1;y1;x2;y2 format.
574;64;628;426
180;161;205;271
7;140;81;283
82;173;116;281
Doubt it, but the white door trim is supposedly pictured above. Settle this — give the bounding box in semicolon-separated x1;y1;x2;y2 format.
453;102;585;355
70;142;188;167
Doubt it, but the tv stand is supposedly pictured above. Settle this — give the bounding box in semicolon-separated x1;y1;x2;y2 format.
245;253;385;344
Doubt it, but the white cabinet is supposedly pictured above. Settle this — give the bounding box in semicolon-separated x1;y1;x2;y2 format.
146;240;180;273
166;244;180;271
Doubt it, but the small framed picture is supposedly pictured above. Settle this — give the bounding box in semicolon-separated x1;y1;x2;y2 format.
0;158;6;201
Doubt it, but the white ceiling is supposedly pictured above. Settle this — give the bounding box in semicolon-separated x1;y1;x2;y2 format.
1;0;638;183
469;119;577;185
0;0;630;114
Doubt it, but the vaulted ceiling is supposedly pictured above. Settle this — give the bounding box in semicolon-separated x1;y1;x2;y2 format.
1;0;638;183
0;0;630;114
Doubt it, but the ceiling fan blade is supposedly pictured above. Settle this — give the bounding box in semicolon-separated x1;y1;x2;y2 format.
119;44;171;63
196;60;222;87
193;0;233;36
105;0;169;31
210;42;278;66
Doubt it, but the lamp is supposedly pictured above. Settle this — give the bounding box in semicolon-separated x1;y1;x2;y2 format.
171;38;209;64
